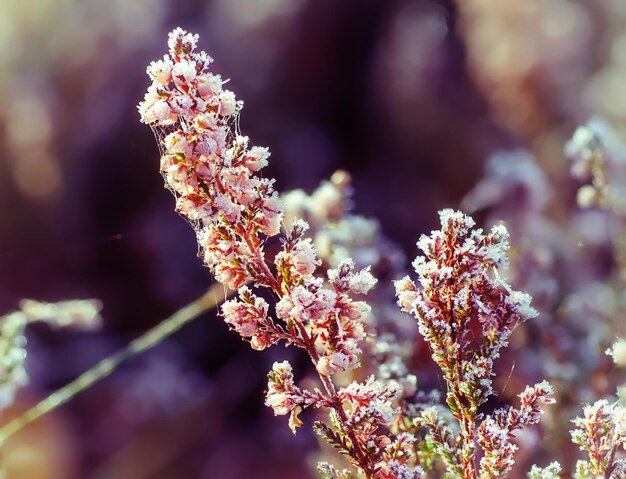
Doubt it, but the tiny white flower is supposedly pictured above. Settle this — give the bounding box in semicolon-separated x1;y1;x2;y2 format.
348;266;377;294
219;90;239;116
147;58;173;85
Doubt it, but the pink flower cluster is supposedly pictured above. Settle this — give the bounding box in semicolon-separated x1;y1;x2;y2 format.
276;253;376;377
265;361;329;434
138;28;282;290
337;376;399;434
139;28;376;378
315;377;422;478
376;433;425;479
477;381;555;477
220;286;276;351
218;218;376;375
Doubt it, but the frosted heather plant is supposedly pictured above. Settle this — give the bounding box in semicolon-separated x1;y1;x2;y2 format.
395;210;554;478
533;346;626;478
0;299;102;410
568;394;626;479
139;28;423;478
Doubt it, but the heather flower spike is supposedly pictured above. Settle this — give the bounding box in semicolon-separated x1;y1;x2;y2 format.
395;209;553;478
570;397;626;478
139;27;281;290
139;29;418;478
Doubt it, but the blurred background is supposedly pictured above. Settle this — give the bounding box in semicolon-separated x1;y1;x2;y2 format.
0;0;625;477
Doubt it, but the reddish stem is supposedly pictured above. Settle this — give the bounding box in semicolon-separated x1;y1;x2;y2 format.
243;229;374;477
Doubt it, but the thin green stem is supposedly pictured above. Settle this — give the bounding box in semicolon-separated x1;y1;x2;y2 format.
0;284;229;445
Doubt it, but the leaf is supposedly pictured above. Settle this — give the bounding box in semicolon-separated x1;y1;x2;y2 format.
314;421;353;457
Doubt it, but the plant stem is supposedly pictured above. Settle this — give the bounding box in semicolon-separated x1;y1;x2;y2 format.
460;414;477;479
320;373;374;478
0;284;229;445
287;290;372;476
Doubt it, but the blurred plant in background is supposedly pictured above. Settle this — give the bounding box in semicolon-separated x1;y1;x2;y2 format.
0;0;166;201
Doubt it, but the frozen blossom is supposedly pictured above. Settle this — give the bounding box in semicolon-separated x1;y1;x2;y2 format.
395;210;540;407
221;286;272;349
275;220;321;280
394;276;418;312
328;259;377;295
505;290;537;321
395;210;552;478
339;377;400;427
167;28;199;56
138;29;281;289
379;460;424;479
317;462;352;479
147;58;173;85
265;361;300;416
347;266;377;294
570;396;626;477
276;279;336;323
